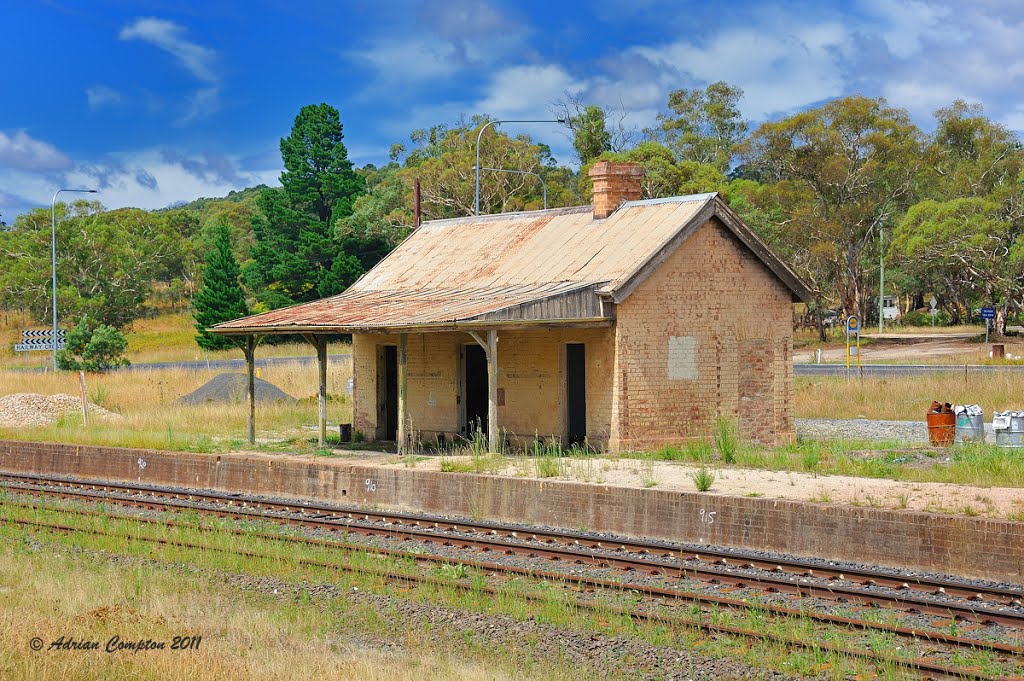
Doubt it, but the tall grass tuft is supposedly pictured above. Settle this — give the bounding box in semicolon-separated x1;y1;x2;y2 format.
714;416;739;464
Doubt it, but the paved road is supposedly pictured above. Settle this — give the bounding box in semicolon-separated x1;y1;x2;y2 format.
795;363;1024;377
120;354;353;372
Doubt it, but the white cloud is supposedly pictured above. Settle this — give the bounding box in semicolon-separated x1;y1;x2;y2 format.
630;22;852;118
348;39;461;83
0;131;72;172
859;0;961;59
86;85;124;111
177;88;220;126
1;148;279;218
476;65;586;119
119;17;219;83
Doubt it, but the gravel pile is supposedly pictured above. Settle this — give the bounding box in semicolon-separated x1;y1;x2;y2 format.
796;417;999;444
0;393;121;428
176;373;296;405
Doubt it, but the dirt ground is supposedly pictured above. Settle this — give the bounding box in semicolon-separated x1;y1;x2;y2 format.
369;454;1024;520
795;334;1024;363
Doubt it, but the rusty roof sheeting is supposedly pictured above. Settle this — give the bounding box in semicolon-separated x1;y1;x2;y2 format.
213;193;809;333
214;281;602;331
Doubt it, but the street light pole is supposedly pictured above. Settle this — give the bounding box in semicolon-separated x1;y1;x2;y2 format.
51;188;98;370
475;118;564;215
878;225;885;334
475;166;548;209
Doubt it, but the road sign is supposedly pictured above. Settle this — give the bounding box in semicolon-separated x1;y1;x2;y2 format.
930;296;938;309
14;342;65;352
21;329;66;340
15;329;67;353
981;307;996;320
845;315;861;381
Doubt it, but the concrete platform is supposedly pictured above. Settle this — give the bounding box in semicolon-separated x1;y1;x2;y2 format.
0;440;1021;583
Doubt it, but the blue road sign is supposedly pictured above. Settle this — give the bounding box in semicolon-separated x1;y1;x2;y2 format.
981;307;996;320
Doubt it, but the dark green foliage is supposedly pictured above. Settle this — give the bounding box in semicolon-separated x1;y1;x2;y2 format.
569;105;611;165
57;319;129;373
193;222;249;350
280;103;363;224
244;104;367;310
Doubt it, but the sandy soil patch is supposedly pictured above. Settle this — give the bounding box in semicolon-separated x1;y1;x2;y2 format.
372;454;1024;520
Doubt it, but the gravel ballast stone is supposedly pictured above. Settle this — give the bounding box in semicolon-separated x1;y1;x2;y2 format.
0;393;120;428
176;372;296;405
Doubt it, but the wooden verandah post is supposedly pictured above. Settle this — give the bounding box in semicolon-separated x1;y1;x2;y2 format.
301;334;330;449
397;333;408;454
242;335;256;445
467;329;498;453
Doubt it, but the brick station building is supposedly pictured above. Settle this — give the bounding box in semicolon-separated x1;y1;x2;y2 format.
213;161;811;452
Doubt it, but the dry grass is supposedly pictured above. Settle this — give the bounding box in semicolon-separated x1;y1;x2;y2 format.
0;312;352;368
0;360;354;450
795;372;1024;421
0;543;537;681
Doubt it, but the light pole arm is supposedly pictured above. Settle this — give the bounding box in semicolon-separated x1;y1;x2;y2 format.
475;121;499;216
474;118;564;216
50;188;97;370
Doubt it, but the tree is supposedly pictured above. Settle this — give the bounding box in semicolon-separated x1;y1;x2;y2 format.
564;104;612;165
245;104;367;309
280;103;363;224
601;142;729;199
338;164;415;247
193;221;250;350
888;101;1024;330
0;201;185;328
890;198;1021;333
395;117;556;218
742;96;924;320
655;81;748;172
57;319;129;373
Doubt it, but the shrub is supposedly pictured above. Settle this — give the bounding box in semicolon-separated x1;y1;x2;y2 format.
692;467;715;492
56;320;130;373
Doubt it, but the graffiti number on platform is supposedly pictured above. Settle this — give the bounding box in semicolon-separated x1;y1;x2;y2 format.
137;457;147;470
699;509;716;526
364;478;376;493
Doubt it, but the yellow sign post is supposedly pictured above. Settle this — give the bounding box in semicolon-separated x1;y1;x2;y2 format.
845;315;861;382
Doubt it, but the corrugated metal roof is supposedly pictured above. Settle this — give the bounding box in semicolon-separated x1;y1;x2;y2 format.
214;193;809;333
215;281;598;331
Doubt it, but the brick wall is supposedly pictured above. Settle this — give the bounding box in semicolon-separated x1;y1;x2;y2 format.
354;328;614;447
611;218;794;449
1;440;1019;582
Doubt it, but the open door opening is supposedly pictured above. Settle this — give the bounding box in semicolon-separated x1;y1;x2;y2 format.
376;345;398;440
464;343;488;438
566;343;587;446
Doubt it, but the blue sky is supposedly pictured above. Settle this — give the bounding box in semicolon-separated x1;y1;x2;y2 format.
2;0;1023;220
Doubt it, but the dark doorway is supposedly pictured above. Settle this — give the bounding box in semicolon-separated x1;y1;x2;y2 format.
464;344;488;437
566;343;587;446
376;345;398;440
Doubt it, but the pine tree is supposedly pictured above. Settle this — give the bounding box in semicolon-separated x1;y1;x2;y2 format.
244;103;366;308
193;221;249;350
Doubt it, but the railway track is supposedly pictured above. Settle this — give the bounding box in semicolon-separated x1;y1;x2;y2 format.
2;470;1023;679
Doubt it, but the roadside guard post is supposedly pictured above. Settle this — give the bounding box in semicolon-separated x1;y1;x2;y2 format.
845;315;861;382
981;306;995;343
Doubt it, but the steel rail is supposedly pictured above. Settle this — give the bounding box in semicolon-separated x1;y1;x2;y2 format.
3;511;1021;681
4;498;1021;657
3;476;1023;629
3;470;1019;607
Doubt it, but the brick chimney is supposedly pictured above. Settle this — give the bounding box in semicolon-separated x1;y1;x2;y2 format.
588;161;644;219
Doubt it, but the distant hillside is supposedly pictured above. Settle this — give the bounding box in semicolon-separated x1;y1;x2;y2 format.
160;184;271;214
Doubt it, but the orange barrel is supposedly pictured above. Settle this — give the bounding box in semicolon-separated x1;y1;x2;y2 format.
926;411;956;446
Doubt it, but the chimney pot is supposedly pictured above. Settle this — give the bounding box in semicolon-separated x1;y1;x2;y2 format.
588;161;644;219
